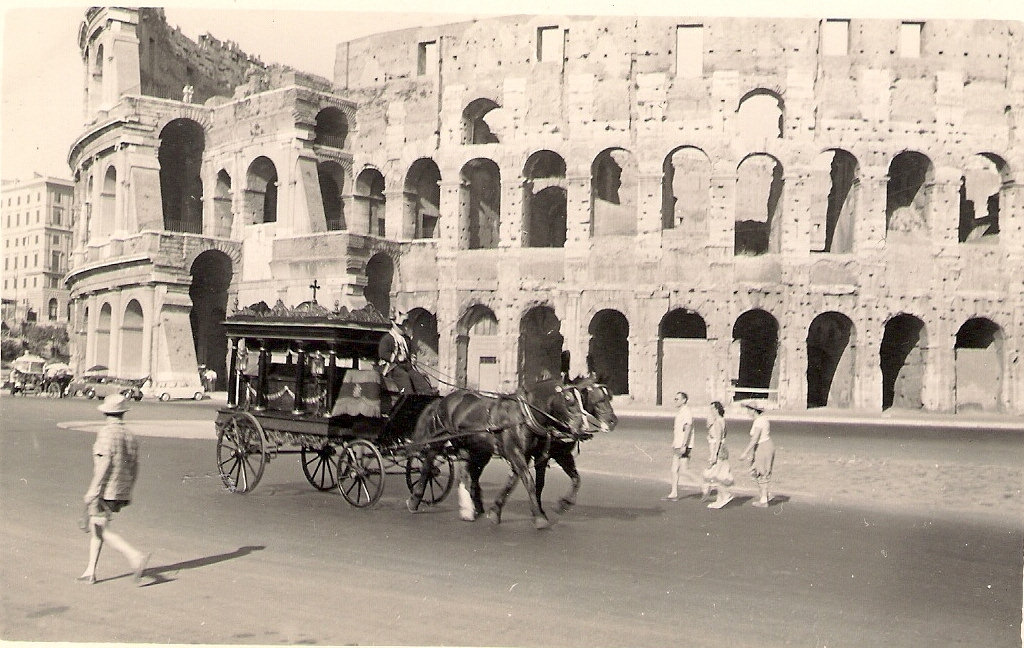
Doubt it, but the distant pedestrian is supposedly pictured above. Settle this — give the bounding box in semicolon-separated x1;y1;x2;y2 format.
78;394;150;585
738;400;775;507
701;401;734;509
203;366;217;391
663;391;695;500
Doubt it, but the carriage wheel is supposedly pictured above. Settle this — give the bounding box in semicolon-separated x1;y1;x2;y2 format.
46;383;62;398
405;452;455;505
336;439;385;507
301;445;338;491
216;413;266;494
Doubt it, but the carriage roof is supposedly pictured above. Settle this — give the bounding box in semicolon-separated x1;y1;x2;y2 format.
224;300;391;356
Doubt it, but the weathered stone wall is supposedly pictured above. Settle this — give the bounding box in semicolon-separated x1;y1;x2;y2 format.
333;15;1023;412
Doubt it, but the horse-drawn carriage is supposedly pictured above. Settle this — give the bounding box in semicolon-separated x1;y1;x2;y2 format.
8;353;46;396
214;301;454;507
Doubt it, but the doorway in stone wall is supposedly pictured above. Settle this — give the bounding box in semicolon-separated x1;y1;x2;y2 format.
954;317;1003;412
364;253;393;317
456;305;500;391
880;314;927;410
731;309;779;401
405;307;439;389
806;312;855;408
518;306;563;387
658;309;709;406
189;250;232;391
587;309;629;396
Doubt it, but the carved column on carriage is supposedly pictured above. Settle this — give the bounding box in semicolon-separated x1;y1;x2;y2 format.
325;347;338;418
227;337;238;408
255;341;269;410
293;343;307;415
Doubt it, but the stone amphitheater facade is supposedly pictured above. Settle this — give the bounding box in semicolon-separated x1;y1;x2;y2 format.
66;8;1023;412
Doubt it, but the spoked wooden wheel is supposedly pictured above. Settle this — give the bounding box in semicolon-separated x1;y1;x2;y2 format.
336;439;385;507
405;452;455;505
46;383;62;398
301;445;338;491
216;413;266;493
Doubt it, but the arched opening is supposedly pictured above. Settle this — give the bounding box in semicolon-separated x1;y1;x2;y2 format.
355;168;386;236
954;317;1004;412
314;107;348;149
518;306;563;387
213;170;232;237
48;298;58;322
662;146;710;231
405;307;439;388
735;154;784;255
405;159;441;239
959;154;1005;243
100;166;116;236
732;309;779;401
363;253;393;317
245;156;278;224
736;90;784;141
886;151;933;242
462;98;500;144
120;300;144;377
658;309;709;405
158;118;205;233
806;312;856;408
189;250;232;390
523;150;567;248
587;309;629;395
460;158;500;249
317;161;346;231
880;314;927;410
590;148;637;236
96;303;112;368
812;149;859;253
456;305;500;391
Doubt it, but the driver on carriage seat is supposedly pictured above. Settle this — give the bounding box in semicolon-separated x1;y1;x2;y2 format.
378;308;434;395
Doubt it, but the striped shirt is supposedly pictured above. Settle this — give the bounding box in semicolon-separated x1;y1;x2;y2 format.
86;419;140;502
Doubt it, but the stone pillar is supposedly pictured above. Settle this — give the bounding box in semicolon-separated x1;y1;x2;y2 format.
857;332;884;411
564;174;591;252
776;322;805;409
857;166;888;253
708;172;737;252
383;189;410;239
635;171;663;264
930;166;963;251
924;339;956;412
437;179;463;253
501;175;524;247
782;165;812;257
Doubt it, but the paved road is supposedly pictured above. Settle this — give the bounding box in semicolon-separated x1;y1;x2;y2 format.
1;395;1021;647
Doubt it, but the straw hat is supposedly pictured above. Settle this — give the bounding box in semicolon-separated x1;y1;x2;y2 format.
98;393;131;415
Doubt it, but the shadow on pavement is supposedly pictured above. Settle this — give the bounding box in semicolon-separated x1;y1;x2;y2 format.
139;545;265;586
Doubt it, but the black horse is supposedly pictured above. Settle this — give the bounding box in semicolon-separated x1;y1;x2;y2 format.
406;384;584;529
488;376;617;523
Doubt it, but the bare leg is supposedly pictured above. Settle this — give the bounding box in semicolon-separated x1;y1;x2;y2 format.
666;453;681;499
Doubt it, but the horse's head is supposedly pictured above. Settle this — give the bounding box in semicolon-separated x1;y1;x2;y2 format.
570;377;618;433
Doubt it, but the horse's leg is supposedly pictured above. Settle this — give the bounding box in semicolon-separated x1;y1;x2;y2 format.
406;444;438;513
465;447;489;518
533;454;549;513
454;460;477;522
486;467;521;525
552;448;581;514
506;444;549;530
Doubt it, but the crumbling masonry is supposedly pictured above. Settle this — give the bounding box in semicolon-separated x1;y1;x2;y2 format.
66;8;1024;412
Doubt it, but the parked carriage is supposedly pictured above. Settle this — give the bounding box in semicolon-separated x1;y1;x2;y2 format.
9;353;46;396
214;301;453;508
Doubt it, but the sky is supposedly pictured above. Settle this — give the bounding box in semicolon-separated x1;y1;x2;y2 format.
1;0;1022;184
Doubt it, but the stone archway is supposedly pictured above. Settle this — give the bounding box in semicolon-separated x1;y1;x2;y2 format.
364;253;393;317
658;309;709;405
954;317;1004;412
806;312;856;408
159;118;204;233
457;305;500;391
189;250;232;390
588;309;629;395
732;309;779;401
880;313;927;410
519;306;562;387
120;299;145;378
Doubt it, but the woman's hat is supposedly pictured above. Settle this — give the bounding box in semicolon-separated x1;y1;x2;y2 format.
738;398;771;413
98;393;131;415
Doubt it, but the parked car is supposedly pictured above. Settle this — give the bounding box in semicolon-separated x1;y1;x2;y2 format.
68;374;143;401
140;379;206;401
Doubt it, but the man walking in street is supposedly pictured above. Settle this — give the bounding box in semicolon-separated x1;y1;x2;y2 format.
78;393;150;585
663;391;695;500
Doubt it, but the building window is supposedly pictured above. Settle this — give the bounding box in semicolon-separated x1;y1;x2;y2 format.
48;299;58;321
51;251;61;271
676;24;704;78
417;40;437;76
822;19;850;56
899;21;923;58
537;26;563;62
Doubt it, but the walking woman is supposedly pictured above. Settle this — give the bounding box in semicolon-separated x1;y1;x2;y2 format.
701;401;734;509
738;400;775;507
